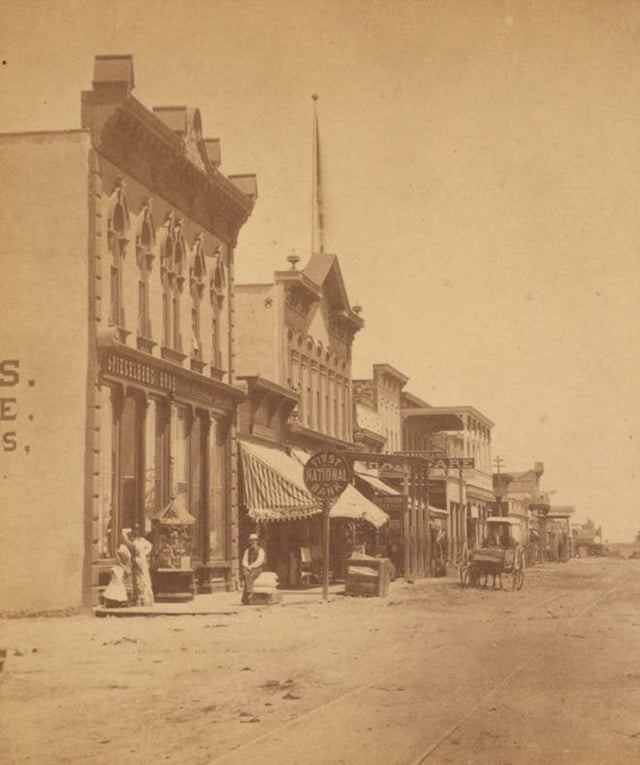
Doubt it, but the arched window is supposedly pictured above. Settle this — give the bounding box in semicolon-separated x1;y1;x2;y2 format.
172;218;186;352
135;198;156;349
107;179;130;330
159;212;175;350
189;233;207;373
209;246;225;374
158;213;187;361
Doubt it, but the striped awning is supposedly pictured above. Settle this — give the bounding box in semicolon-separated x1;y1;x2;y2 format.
240;440;321;522
240;441;389;528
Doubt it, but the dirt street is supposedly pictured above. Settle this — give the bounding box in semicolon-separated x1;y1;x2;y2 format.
1;557;640;765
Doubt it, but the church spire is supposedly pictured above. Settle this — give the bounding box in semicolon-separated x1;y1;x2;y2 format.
311;94;325;255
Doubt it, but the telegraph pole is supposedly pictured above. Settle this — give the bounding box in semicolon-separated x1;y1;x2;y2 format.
493;455;505;516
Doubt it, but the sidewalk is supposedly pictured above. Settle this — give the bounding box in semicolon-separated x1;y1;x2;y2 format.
93;575;457;617
93;582;348;617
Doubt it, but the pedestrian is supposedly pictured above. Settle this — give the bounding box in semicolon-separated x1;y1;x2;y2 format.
131;524;154;606
103;562;128;608
241;532;265;605
117;529;135;604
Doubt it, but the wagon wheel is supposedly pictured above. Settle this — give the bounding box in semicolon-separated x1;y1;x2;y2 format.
512;545;525;592
459;543;470;587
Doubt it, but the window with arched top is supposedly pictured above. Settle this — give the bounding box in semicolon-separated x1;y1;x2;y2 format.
159;212;175;350
209;246;225;373
189;234;207;372
157;213;187;361
135;198;156;349
107;179;131;330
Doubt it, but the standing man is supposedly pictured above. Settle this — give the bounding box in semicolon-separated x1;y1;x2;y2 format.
241;532;265;605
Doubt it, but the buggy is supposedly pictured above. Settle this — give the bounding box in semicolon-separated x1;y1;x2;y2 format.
460;517;525;591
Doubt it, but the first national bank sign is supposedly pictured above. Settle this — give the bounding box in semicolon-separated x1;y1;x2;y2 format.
303;451;353;501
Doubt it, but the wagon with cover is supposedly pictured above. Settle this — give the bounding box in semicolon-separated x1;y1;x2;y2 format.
460;517;525;591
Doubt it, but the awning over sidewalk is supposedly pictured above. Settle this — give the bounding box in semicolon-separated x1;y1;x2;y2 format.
354;464;401;497
240;441;389;528
240;440;321;522
428;506;449;519
331;484;390;529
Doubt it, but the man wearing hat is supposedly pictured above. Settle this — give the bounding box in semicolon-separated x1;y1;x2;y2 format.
241;532;265;605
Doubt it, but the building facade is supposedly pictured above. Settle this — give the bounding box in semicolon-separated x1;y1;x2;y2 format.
0;55;256;612
493;461;550;562
402;404;495;565
234;252;389;584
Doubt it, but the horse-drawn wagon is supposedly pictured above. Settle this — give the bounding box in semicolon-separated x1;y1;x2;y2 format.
460;517;525;591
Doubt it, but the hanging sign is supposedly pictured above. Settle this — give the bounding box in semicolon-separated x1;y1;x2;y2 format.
427;457;475;469
303;451;352;500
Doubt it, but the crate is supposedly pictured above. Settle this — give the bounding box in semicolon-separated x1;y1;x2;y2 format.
345;557;391;597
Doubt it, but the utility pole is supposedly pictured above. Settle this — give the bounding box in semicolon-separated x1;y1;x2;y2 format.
493;455;505;516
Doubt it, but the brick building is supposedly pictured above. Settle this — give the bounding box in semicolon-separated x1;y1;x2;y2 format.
0;55;256;612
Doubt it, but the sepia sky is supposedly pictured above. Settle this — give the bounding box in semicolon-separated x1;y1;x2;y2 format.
2;0;640;540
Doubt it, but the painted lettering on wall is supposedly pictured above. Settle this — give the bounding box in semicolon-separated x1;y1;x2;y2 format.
0;360;21;452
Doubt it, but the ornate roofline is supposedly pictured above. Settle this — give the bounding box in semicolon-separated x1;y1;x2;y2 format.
82;65;255;246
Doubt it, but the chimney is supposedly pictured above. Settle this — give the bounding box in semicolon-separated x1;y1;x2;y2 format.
228;174;258;202
534;461;544;475
204;138;222;168
92;54;135;98
152;106;188;136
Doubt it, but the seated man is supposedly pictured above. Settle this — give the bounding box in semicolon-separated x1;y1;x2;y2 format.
241;533;265;605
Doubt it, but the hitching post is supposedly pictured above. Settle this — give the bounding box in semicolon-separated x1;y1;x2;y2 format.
303;451;351;604
323;497;331;602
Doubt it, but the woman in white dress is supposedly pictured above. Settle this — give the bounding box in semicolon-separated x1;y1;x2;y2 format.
131;525;154;606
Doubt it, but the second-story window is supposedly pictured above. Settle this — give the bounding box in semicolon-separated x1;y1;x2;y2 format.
189;234;206;372
135;198;156;349
107;179;130;330
172;219;185;351
209;247;225;374
160;213;175;348
159;213;186;360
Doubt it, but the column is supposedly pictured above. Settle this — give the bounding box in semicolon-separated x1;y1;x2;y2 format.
143;397;157;533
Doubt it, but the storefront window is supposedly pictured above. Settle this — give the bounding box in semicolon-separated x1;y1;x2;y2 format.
173;405;190;497
98;385;117;558
155;401;170;515
119;393;144;533
209;417;228;560
189;414;207;561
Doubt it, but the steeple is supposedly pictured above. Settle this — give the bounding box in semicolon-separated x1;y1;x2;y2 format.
311;94;325;255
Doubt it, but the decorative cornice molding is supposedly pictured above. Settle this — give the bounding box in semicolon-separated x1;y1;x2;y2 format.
93;98;254;245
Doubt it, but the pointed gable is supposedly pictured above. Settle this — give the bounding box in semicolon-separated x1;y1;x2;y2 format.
303;252;350;312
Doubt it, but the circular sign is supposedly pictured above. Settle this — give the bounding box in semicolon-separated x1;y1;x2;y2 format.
303;451;353;501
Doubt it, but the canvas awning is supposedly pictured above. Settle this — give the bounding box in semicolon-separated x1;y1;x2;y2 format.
354;467;401;497
240;441;389;528
330;484;389;529
428;506;449;519
240;440;321;522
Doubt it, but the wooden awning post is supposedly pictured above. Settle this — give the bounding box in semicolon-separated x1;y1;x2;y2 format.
403;465;411;580
322;497;331;602
414;464;424;578
422;462;433;576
